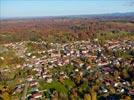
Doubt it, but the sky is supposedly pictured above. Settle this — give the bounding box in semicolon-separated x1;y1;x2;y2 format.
0;0;134;18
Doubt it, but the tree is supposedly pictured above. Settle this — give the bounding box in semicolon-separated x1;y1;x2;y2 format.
90;90;97;100
84;94;91;100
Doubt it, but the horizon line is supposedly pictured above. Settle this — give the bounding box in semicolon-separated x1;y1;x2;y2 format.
1;12;134;20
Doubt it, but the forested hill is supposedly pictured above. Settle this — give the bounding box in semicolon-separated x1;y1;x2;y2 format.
0;13;134;43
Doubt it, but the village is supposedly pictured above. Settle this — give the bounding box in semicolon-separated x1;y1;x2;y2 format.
0;38;134;100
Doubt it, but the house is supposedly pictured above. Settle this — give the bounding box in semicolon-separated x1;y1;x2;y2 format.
102;67;112;73
98;62;109;66
32;92;42;99
27;75;34;82
0;57;4;60
13;85;23;94
129;89;134;95
46;78;53;83
30;81;38;87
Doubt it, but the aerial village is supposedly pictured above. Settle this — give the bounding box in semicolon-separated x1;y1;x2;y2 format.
0;38;134;100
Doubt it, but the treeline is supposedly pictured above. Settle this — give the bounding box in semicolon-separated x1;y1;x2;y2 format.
0;19;134;43
0;31;133;45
